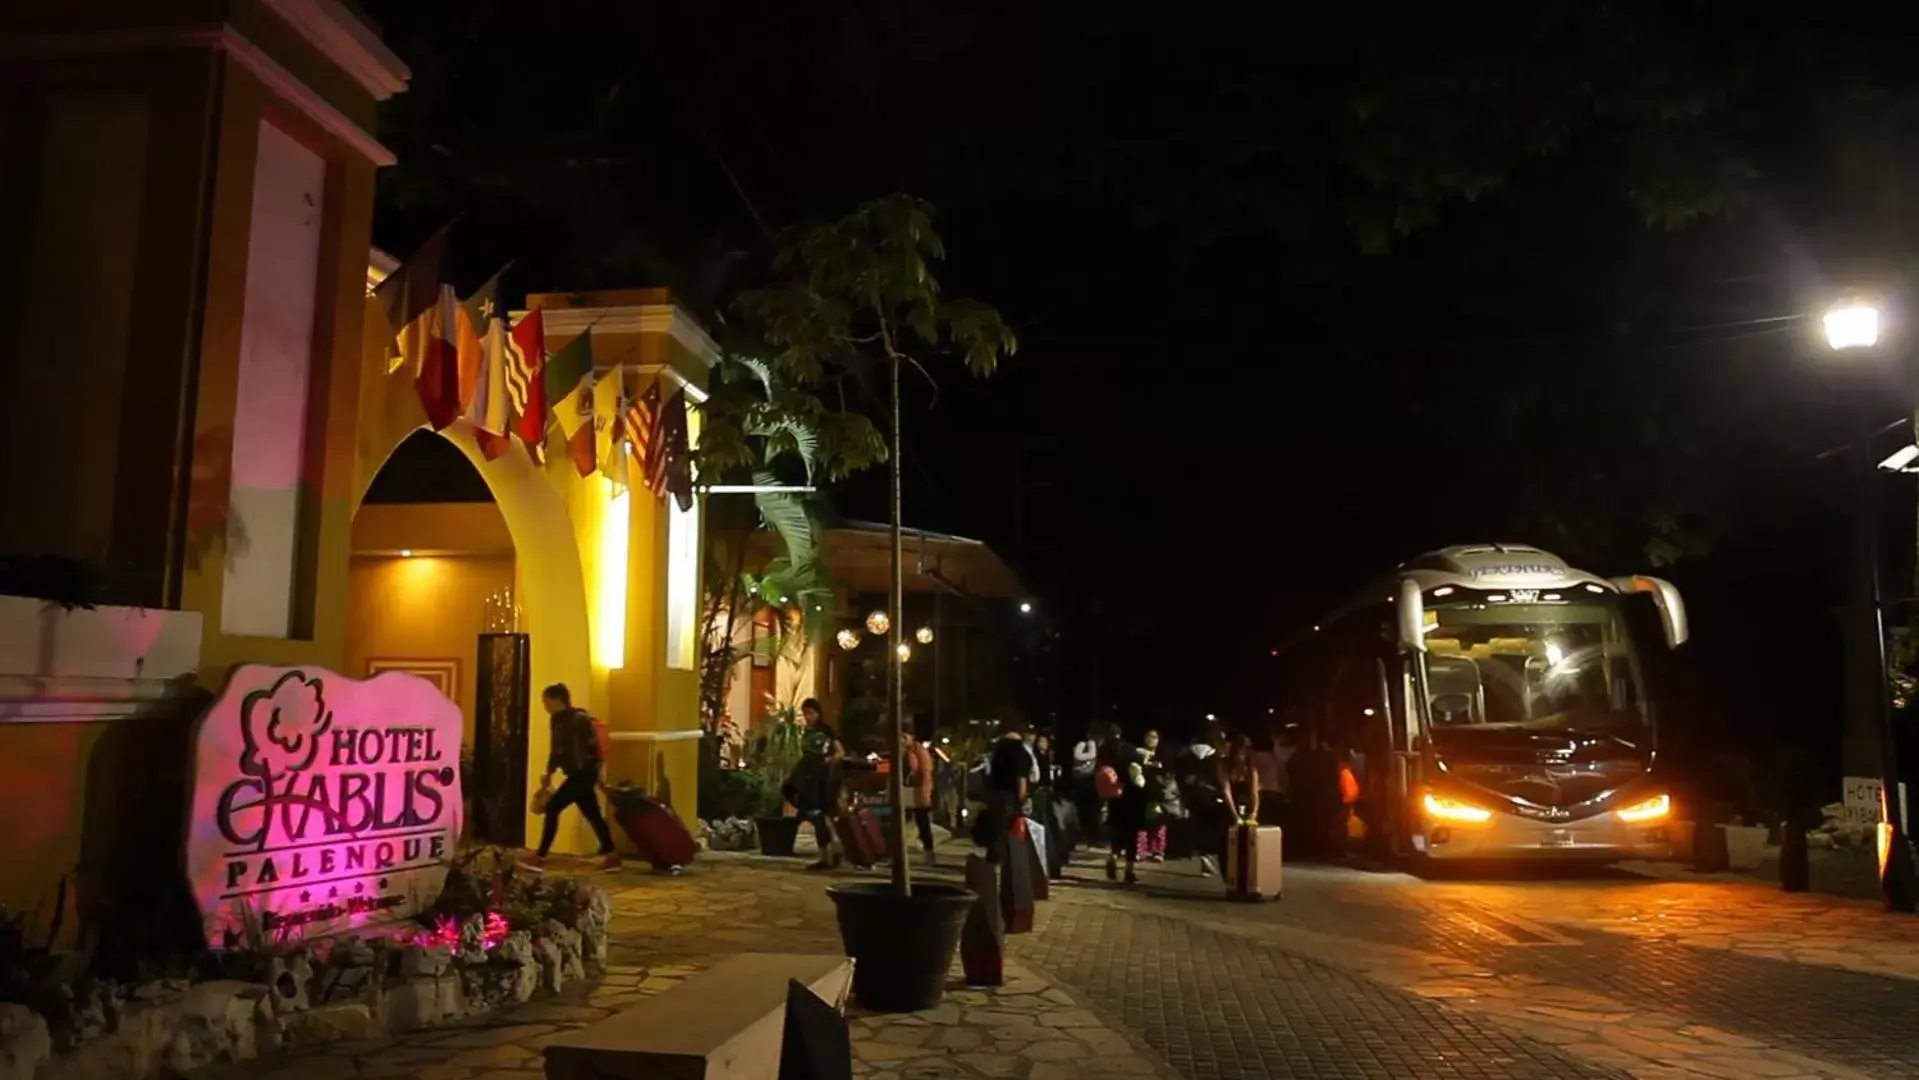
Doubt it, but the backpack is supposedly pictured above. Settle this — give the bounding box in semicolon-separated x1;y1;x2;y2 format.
588;714;611;764
1096;765;1123;800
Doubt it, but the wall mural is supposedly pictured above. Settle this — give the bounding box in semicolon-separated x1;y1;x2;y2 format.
184;664;464;946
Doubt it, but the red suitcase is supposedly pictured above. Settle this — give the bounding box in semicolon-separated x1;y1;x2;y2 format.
836;808;886;868
616;796;698;870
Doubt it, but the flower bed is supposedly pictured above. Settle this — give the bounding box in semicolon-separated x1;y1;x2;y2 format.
0;849;609;1080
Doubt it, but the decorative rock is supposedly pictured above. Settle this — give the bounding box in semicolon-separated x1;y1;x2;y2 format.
400;944;453;979
541;921;586;983
129;980;190;1006
383;977;444;1032
533;938;566;994
457;959;537;1014
277;1001;382;1046
329;937;378;969
0;1004;51;1080
178;980;271;1059
495;931;534;967
264;954;314;1015
576;891;612;964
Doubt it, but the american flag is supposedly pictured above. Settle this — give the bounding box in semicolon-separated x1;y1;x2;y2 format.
625;380;662;484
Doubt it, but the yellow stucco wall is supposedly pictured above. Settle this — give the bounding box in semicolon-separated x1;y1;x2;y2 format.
344;553;517;749
0;0;399;941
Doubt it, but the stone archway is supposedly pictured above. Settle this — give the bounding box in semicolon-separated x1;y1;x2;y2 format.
351;420;597;853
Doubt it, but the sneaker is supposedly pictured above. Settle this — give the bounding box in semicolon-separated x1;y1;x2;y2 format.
597;854;622;873
518;854;547;873
1198;855;1219;878
1124;868;1139;886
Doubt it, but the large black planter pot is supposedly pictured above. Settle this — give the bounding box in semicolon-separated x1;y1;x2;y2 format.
827;883;976;1012
757;816;802;856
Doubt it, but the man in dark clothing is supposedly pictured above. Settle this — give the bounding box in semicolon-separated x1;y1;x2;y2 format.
983;725;1034;863
525;684;619;871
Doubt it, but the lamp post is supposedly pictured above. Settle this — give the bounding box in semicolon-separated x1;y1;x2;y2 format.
1824;298;1918;912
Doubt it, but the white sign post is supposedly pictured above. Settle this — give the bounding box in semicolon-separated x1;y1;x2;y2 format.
185;665;464;946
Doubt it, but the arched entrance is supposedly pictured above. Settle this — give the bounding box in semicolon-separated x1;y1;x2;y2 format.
349;423;597;854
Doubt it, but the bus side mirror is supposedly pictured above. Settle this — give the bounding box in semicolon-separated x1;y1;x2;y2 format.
1397;578;1426;653
1611;575;1688;648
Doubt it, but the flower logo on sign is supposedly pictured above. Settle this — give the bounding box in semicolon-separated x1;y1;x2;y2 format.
239;671;334;779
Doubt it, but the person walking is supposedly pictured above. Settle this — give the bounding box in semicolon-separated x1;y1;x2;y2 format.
1136;730;1170;862
901;730;938;867
1106;742;1150;884
983;724;1034;862
524;684;620;872
1213;735;1263;877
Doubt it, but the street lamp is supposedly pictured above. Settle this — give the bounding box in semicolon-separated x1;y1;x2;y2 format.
1823;296;1917;912
1826;301;1881;351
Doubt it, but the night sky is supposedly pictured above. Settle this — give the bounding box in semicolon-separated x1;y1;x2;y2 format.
361;0;1919;757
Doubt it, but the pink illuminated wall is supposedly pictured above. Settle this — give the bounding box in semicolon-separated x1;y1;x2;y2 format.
223;120;326;639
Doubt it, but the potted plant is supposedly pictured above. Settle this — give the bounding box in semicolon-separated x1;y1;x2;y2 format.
746;705;807;856
742;195;1015;1011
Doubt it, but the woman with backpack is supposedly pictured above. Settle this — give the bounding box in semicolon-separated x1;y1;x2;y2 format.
524;683;620;872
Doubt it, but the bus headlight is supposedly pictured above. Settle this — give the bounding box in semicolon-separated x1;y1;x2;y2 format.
1615;793;1670;824
1423;791;1493;824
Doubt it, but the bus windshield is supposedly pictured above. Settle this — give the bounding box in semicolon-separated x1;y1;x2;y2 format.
1422;599;1648;733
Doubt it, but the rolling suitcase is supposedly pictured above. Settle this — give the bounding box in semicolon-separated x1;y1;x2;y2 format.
1226;824;1282;901
836;808;886;868
616;795;698;870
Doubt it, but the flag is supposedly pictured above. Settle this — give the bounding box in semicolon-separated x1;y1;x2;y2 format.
509;310;548;463
455;271;503;417
546;332;597;477
545;330;593;413
404;285;462;430
374;228;449;336
466;313;515;444
627;380;662;486
596;370;628;493
654;388;694;511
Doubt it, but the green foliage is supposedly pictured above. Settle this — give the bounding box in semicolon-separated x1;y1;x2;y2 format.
739;195;1018;382
745;717;807;792
701;767;781;820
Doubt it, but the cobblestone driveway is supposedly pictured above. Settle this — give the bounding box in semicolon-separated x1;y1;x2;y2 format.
1013;901;1624;1079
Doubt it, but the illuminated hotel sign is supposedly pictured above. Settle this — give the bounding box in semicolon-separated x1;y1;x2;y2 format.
185;665;463;945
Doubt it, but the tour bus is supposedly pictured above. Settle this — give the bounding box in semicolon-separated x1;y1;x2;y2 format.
1278;544;1689;862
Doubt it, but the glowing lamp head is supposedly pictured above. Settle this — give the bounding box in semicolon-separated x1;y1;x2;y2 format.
1018;601;1033;615
896;643;912;662
915;626;935;645
1615;792;1670;824
836;629;861;651
1422;791;1493;824
865;610;891;635
1825;301;1881;351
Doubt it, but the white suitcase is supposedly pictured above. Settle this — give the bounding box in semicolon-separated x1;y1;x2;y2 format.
1226;824;1282;901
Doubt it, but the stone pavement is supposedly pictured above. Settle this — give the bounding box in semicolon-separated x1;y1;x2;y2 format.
206;844;1919;1080
1085;855;1919;1079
